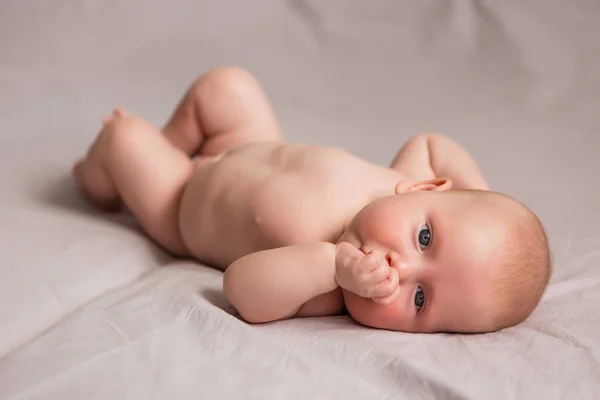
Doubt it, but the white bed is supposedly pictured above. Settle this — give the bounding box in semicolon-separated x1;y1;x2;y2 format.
1;0;599;398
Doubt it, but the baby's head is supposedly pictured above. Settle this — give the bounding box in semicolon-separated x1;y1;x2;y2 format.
340;179;551;333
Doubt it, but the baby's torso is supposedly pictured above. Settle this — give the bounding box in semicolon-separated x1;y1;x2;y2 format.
179;142;404;268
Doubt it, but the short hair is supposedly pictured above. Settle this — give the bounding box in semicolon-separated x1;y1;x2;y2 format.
476;191;552;331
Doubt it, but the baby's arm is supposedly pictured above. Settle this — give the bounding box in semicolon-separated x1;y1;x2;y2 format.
391;133;489;190
223;243;341;323
223;241;399;323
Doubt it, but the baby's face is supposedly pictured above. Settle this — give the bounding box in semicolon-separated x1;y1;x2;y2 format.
339;190;510;333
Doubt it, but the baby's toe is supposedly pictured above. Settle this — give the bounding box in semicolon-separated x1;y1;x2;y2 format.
113;108;127;118
102;108;128;125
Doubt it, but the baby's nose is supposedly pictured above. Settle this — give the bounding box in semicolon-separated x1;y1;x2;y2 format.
384;252;393;266
362;248;392;266
387;253;413;276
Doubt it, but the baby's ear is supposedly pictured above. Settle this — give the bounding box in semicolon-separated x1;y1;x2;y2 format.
395;178;452;194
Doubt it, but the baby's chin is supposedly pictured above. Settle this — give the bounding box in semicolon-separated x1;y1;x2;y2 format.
342;289;405;331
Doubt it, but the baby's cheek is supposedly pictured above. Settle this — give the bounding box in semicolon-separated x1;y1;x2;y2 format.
342;290;403;330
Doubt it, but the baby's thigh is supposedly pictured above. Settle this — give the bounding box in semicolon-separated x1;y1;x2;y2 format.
193;67;285;156
200;127;283;158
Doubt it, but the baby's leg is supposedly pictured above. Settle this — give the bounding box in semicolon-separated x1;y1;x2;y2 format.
390;133;489;190
73;114;192;256
162;66;283;157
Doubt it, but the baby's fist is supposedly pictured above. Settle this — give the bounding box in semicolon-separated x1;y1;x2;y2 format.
334;242;399;300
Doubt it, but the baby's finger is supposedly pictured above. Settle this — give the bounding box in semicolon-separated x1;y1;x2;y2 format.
336;242;364;268
362;253;388;273
368;268;399;298
369;264;391;283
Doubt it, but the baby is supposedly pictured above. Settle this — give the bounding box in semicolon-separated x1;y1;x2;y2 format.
73;66;551;333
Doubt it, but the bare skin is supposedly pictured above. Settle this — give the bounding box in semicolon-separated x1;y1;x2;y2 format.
74;66;492;333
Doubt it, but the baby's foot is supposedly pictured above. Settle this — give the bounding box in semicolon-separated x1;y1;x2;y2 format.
72;109;127;210
101;108;128;125
72;157;122;210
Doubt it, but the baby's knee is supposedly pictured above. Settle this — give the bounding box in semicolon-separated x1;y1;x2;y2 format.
101;116;154;153
406;132;447;145
192;66;259;101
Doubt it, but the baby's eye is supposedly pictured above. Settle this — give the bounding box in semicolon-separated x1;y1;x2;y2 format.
414;286;425;311
418;226;431;250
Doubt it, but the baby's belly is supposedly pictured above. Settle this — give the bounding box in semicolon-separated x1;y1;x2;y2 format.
179;158;345;269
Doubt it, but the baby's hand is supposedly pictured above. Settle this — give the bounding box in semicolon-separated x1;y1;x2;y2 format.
334;242;400;304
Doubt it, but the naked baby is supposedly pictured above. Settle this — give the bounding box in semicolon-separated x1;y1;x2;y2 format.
73;67;551;333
